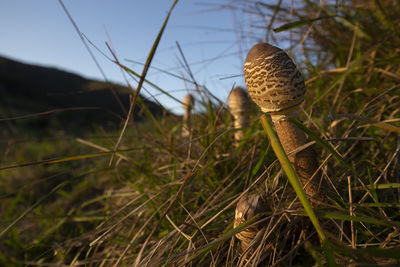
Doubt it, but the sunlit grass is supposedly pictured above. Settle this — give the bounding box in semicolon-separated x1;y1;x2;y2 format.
1;0;400;266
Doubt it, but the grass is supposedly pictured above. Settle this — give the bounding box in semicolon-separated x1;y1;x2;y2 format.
1;0;400;266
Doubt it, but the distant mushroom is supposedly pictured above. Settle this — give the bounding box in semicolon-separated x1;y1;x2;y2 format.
182;94;194;137
228;87;250;145
243;43;324;202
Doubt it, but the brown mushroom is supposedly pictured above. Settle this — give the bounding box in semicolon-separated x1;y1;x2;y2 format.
228;87;250;145
182;94;194;137
243;42;324;203
234;193;269;253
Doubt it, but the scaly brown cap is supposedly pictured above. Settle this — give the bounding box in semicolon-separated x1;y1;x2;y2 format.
243;43;305;114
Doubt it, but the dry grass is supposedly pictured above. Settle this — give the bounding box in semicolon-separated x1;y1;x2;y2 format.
1;0;400;266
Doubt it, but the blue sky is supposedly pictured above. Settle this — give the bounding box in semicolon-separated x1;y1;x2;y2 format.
0;1;266;114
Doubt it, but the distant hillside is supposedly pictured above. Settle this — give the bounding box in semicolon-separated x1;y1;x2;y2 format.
0;55;164;134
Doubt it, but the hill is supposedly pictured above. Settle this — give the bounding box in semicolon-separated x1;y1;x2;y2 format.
0;55;164;134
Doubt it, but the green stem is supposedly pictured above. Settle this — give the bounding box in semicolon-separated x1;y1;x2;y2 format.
260;114;326;242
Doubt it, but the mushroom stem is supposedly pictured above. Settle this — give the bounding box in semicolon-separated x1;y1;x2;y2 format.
232;111;246;143
273;116;323;202
183;110;190;122
182;112;191;137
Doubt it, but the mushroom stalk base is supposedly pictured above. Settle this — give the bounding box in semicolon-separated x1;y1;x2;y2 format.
273;119;325;203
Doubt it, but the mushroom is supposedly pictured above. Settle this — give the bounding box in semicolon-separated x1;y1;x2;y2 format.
228;87;250;145
234;192;269;253
182;93;194;137
243;42;323;202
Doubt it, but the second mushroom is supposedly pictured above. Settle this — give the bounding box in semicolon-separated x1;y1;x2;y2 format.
229;87;250;145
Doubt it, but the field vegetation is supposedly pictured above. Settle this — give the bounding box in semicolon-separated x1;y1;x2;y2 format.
1;0;400;266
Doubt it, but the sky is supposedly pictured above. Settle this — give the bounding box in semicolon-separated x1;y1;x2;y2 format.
0;0;267;114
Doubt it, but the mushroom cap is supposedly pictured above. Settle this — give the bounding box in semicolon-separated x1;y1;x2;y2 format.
243;43;306;113
234;193;269;248
228;86;250;112
182;94;194;112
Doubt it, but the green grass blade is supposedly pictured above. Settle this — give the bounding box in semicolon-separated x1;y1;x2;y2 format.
332;114;400;134
0;169;107;238
249;143;270;183
0;148;140;171
329;242;400;261
367;168;379;204
315;211;398;227
273;16;333;32
322;240;339;267
359;246;400;259
304;241;325;267
115;62;182;104
260;115;326;242
355;203;400;208
289;118;358;176
354;183;400;190
308;47;374;107
317;6;372;40
111;0;179;166
183;215;262;263
136;95;164;134
130;0;179;106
